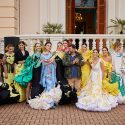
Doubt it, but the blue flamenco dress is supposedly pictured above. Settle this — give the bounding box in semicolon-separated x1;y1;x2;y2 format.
28;53;63;110
40;52;57;92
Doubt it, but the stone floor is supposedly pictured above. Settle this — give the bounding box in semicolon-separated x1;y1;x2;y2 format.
0;103;125;125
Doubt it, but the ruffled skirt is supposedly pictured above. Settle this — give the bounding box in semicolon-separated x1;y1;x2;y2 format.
14;64;26;102
102;79;119;96
111;71;125;103
28;85;62;110
76;91;118;112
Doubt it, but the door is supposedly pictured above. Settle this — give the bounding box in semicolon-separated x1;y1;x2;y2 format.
66;0;75;34
97;0;106;34
66;0;106;34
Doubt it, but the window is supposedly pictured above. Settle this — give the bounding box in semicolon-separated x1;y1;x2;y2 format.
75;0;97;7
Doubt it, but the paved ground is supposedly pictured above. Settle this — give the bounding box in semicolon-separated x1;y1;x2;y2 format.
0;103;125;125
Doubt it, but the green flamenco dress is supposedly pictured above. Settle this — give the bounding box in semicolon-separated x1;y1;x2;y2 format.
111;52;125;97
111;71;125;96
14;54;41;88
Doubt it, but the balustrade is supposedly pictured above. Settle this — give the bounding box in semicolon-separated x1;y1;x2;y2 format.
0;34;125;54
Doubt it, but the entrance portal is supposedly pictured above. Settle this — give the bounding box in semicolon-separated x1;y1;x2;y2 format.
66;0;106;34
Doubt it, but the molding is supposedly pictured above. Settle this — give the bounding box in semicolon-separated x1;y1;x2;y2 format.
0;27;16;29
0;6;17;10
0;17;17;20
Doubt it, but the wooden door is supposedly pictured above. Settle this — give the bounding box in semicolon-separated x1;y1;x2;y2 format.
66;0;75;34
66;0;106;34
97;0;106;34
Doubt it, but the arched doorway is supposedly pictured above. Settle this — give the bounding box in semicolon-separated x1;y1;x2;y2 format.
66;0;106;34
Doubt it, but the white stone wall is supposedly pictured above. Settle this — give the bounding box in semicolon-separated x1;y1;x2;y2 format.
118;0;125;19
20;0;40;34
107;0;125;34
20;0;66;34
40;0;66;33
1;0;125;36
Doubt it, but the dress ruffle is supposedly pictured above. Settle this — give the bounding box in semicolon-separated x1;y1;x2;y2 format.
102;79;119;96
14;56;41;88
76;91;118;112
28;85;62;110
116;93;125;104
14;64;26;102
111;71;125;97
101;58;119;96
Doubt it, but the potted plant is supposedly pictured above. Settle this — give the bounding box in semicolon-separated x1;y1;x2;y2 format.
42;22;64;34
108;18;125;34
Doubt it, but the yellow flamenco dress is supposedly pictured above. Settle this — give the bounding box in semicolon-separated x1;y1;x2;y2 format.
4;52;15;86
79;50;92;88
14;64;26;102
102;58;119;96
4;52;20;98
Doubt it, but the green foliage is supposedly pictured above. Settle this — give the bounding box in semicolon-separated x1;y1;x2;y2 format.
108;18;125;34
42;22;64;34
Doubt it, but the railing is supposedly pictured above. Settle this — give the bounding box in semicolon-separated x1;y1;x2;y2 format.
0;34;125;55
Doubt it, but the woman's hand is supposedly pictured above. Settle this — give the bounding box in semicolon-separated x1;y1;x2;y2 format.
41;59;49;63
40;59;44;63
47;58;55;64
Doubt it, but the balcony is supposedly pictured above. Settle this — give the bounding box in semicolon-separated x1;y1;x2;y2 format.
0;34;125;55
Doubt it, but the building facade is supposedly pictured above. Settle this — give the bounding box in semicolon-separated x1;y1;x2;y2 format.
0;0;125;37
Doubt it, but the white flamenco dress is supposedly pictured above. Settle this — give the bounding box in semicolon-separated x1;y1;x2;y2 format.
76;59;118;112
28;84;62;110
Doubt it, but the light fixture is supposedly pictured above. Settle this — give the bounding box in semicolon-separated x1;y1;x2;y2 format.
75;13;83;22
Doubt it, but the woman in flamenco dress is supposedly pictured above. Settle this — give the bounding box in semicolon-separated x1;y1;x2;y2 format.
14;41;29;102
76;49;118;112
28;41;62;110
